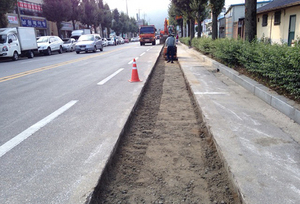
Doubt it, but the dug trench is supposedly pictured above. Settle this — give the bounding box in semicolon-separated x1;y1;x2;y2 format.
87;51;241;204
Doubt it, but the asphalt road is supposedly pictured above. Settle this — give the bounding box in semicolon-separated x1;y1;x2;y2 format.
0;41;162;203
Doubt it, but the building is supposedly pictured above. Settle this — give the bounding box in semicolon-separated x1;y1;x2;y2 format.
257;0;300;45
5;0;78;38
219;17;226;38
201;7;226;38
6;0;48;36
225;1;272;39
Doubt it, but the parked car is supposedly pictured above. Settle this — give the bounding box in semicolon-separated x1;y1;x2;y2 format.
107;38;116;46
37;36;63;55
114;37;120;45
75;34;103;54
102;38;108;47
131;36;139;42
117;36;124;44
62;38;76;52
124;38;129;43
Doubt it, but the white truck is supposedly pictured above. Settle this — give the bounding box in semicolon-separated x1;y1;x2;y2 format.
0;27;38;61
70;29;91;41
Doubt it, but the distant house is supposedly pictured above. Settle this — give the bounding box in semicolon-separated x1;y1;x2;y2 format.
257;0;300;45
201;7;226;38
219;17;226;38
225;1;272;39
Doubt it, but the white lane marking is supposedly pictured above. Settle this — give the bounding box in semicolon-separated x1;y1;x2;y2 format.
140;52;145;56
128;57;139;64
97;68;124;85
0;100;78;158
194;92;228;95
213;101;243;121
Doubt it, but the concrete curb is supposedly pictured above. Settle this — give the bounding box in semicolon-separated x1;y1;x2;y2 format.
177;42;300;204
187;46;300;125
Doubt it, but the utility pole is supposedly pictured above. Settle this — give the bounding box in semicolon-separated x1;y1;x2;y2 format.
143;13;147;25
136;9;141;20
126;0;128;16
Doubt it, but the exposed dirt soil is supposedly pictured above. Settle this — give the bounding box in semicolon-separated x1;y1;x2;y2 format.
89;53;241;204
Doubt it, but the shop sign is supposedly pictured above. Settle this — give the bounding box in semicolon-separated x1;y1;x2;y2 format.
21;17;47;29
8;16;19;24
18;1;42;12
61;22;73;31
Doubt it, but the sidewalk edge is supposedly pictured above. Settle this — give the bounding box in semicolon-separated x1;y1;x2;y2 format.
180;43;300;125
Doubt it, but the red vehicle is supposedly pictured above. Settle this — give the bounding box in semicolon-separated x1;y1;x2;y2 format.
139;25;156;46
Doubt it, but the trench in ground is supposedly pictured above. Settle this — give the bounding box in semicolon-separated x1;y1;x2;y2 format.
88;52;241;204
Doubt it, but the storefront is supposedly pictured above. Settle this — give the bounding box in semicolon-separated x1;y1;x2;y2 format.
20;16;47;36
17;0;47;36
61;22;73;39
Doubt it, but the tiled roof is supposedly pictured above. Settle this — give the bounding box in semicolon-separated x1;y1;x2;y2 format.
257;0;300;13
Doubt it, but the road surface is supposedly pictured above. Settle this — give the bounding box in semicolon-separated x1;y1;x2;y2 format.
0;41;161;203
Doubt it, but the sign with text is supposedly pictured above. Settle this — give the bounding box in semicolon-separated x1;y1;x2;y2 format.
8;16;19;24
21;17;47;29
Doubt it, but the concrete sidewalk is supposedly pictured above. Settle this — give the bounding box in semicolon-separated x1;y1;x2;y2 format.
177;43;300;204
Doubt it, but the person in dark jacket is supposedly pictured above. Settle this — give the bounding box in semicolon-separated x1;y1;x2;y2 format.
165;34;176;63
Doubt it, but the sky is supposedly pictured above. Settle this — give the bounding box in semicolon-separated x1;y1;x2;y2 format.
103;0;246;30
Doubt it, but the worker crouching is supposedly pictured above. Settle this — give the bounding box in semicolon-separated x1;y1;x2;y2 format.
166;34;176;63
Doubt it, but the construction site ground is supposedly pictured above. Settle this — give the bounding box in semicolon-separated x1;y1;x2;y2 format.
89;52;241;204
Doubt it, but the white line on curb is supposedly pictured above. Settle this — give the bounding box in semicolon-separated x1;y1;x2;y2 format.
0;100;78;158
194;92;228;95
97;68;124;85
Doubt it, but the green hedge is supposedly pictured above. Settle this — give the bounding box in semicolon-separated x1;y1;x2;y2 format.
180;37;300;99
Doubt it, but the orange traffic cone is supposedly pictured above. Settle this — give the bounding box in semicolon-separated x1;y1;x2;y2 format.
129;59;141;82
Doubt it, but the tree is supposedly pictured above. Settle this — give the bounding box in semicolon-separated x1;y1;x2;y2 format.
209;0;224;39
129;17;138;35
245;0;257;42
190;0;208;38
42;0;72;37
102;4;112;37
97;0;104;35
69;0;80;30
120;12;129;37
80;0;98;32
172;0;194;44
168;1;184;37
0;0;17;27
111;9;122;36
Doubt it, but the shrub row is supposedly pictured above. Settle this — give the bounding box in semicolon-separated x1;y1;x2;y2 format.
180;37;300;99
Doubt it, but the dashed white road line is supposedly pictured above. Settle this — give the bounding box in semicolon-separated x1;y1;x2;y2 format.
140;52;145;56
97;68;124;85
128;57;139;64
0;100;78;158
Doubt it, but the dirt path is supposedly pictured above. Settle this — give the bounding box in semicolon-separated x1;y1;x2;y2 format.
89;53;241;204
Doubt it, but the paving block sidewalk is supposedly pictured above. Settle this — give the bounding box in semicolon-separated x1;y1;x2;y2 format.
176;43;300;204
